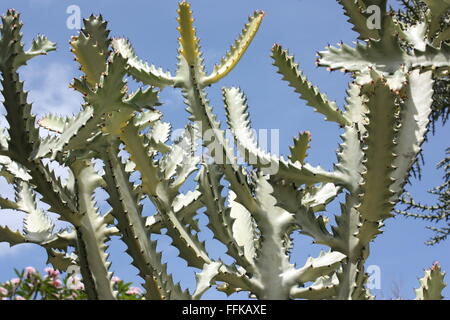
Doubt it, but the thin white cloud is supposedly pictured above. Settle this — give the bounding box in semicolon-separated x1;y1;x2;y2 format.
0;242;34;257
20;61;82;117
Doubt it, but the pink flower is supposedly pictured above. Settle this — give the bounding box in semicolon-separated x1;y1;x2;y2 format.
24;266;37;278
0;287;7;296
9;278;20;287
67;275;84;291
44;267;60;278
15;296;25;300
111;276;121;283
126;287;142;295
51;279;63;288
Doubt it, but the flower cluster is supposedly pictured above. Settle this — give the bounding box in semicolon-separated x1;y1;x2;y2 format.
0;267;143;300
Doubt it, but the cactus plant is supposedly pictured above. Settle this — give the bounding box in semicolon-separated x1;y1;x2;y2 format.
0;0;449;300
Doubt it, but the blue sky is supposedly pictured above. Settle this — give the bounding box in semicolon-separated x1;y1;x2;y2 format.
0;0;449;299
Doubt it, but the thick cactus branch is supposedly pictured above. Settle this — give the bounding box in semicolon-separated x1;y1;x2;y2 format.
337;0;380;40
289;131;311;165
71;160;115;300
415;262;447;300
202;11;264;85
112;38;175;88
272;45;350;126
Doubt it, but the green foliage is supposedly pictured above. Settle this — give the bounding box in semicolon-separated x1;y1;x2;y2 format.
0;267;142;300
0;1;449;300
397;149;449;245
395;0;450;245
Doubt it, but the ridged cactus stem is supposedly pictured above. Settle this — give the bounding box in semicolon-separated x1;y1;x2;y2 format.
70;160;116;300
102;138;168;300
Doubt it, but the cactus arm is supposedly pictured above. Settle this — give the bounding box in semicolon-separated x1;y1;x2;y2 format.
46;249;78;272
0;156;32;183
271;45;350;126
272;181;336;248
71;160;116;300
411;43;450;69
33;107;95;160
172;189;202;212
415;262;447;300
0;11;56;70
145;120;172;154
303;183;341;213
228;191;258;270
337;0;380;40
357;80;398;222
177;1;202;69
317;41;397;74
172;189;202;231
0;224;75;251
198;164;256;272
289;131;311;165
294;251;346;284
13;35;56;69
3;180;74;268
119;122;162;198
37;114;71;134
112;38;175;88
132;109;162;129
102;138;189;300
223;86;346;186
0;196;19;210
29;163;78;217
202;11;264;86
192;261;223;300
102;140;163;299
0;128;8;153
125;87;161;110
38;161;78;214
178;59;258;214
160;125;200;191
331;193;364;299
433;25;450;46
69;15;110;89
352;262;375;300
331;80;396;299
0;11;76;217
16;181;55;243
197;164;238;249
0;226;26;246
390;70;433;201
422;0;450;40
43;229;77;251
334;83;366;193
162;206;211;269
0;45;40;164
33;51;136;161
318;27;450;74
401;22;428;51
250;176;297;300
174;2;260;215
121;121;211;270
290;274;339;300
